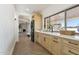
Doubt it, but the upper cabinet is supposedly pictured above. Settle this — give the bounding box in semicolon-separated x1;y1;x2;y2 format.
32;13;42;30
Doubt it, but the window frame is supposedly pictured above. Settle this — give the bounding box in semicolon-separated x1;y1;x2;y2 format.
44;5;79;33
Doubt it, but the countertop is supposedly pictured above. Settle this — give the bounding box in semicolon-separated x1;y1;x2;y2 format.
35;30;79;41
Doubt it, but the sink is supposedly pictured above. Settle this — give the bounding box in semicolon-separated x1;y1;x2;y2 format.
60;30;75;35
42;29;50;32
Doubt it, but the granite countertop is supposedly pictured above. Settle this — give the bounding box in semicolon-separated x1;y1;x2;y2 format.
35;30;79;41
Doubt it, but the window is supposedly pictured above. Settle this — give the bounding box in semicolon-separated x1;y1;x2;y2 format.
66;6;79;33
50;12;65;32
44;5;79;33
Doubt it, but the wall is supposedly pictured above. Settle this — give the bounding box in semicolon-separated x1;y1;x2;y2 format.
42;4;75;30
0;4;18;54
32;13;42;31
19;23;27;32
18;13;32;35
19;22;31;35
26;22;31;35
14;12;19;42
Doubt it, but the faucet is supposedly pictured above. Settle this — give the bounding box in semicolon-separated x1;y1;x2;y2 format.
49;24;61;32
49;25;53;32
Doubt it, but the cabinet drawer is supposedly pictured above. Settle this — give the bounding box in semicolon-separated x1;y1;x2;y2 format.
63;44;79;55
43;34;51;48
52;39;59;45
50;36;61;46
51;44;61;55
63;39;79;49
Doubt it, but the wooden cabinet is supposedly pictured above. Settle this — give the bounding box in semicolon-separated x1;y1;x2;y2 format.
43;34;51;50
35;32;45;46
35;32;79;55
62;44;79;55
35;32;41;43
63;39;79;49
62;39;79;55
35;32;39;42
39;33;45;46
50;36;61;55
35;32;61;55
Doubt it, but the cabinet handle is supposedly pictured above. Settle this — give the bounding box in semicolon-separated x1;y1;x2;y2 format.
53;40;58;43
68;50;78;55
68;42;78;45
44;37;46;42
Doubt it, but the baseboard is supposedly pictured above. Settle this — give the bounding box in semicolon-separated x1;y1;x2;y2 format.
9;39;18;55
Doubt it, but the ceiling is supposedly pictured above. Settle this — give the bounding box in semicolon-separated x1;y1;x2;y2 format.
15;4;51;24
67;6;79;19
19;15;30;24
15;4;51;14
15;4;79;23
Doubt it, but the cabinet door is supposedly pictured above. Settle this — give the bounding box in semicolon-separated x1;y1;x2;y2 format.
44;34;51;50
36;33;45;47
50;36;61;54
62;44;79;55
39;33;45;46
35;32;42;43
37;33;43;43
63;39;79;49
35;32;39;42
62;38;79;55
46;38;52;51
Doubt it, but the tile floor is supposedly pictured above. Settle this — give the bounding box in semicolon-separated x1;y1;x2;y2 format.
13;32;50;55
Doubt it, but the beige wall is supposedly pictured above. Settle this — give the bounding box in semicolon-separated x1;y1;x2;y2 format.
32;13;42;31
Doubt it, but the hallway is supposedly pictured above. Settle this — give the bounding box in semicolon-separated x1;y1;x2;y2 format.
13;33;50;55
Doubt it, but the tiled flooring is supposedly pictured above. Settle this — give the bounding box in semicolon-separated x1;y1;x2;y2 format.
13;33;50;55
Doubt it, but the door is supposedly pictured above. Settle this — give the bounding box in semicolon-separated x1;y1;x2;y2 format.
31;20;35;42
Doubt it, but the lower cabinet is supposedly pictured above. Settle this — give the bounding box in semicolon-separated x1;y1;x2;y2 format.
35;32;61;55
43;34;51;50
35;32;39;42
35;32;45;46
62;44;79;55
35;32;79;55
62;39;79;55
50;36;61;55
